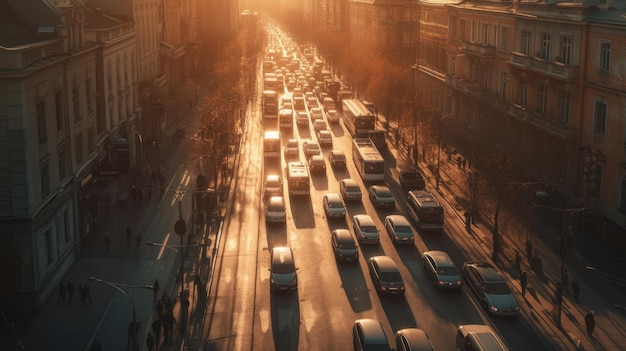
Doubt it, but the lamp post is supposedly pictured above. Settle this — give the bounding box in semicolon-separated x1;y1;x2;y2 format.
89;277;153;351
436;113;454;191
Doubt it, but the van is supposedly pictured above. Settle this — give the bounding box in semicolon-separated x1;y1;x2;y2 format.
268;246;298;291
456;325;509;351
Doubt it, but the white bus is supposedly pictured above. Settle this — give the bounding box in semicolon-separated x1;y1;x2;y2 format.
262;90;279;119
407;190;444;232
352;138;384;182
263;131;281;158
287;162;310;195
342;99;376;138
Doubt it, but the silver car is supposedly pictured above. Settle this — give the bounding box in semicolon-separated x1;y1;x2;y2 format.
462;262;520;316
352;214;379;244
421;251;462;289
265;196;286;223
340;178;362;202
384;215;415;244
323;193;346;219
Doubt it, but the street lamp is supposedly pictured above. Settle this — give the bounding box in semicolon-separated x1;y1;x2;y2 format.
89;277;153;351
436;113;454;191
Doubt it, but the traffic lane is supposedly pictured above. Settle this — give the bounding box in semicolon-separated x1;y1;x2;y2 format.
269;291;300;351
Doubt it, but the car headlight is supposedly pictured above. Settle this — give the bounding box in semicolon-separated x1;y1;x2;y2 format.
490;306;499;312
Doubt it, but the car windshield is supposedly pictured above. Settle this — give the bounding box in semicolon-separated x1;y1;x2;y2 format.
394;225;412;234
437;267;459;275
378;190;393;198
338;239;356;249
328;201;343;208
379;271;402;282
273;262;295;274
361;225;377;233
485;281;511;294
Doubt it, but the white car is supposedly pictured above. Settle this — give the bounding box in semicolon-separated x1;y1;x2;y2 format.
326;109;340;123
302;140;321;158
310;107;324;121
266;196;287;223
284;139;299;157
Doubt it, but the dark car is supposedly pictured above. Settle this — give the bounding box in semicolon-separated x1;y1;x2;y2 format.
353;319;392;351
368;185;396;208
421;251;462;289
399;169;426;191
268;246;298;291
395;328;435;351
329;149;347;168
368;256;405;295
308;155;326;174
384;215;415;244
352;214;379;244
462;262;520;316
331;229;359;262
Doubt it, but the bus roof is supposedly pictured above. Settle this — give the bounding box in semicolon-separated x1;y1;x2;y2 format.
409;190;441;207
263;90;278;96
353;138;383;161
288;162;309;176
342;99;374;117
264;130;280;139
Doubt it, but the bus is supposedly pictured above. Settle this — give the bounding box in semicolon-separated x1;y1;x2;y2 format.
342;99;376;137
262;90;279;119
407;190;444;232
352;138;385;183
287;162;310;195
263;131;281;158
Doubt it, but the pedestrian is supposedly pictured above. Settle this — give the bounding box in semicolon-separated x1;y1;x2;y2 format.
131;186;138;206
104;233;111;253
520;271;528;297
572;277;581;302
464;210;471;231
126;226;132;244
515;251;522;273
146;331;155;351
135;233;142;252
153;278;160;303
151;319;162;345
562;268;569;293
66;280;74;304
584;310;595;337
56;282;66;304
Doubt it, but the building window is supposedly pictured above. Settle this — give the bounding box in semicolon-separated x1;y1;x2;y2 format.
500;71;507;99
460;19;466;40
59;149;68;179
500;27;509;50
73;86;81;122
559;35;572;65
45;228;53;265
599;41;611;73
559;91;571;124
537;85;548;114
55;91;64;131
41;162;50;198
37;101;47;145
481;23;488;45
593;100;607;136
540;32;551;60
75;133;83;164
521;30;531;55
519;81;527;107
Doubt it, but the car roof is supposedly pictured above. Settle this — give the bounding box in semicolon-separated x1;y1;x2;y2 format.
268;196;285;206
354;214;375;225
467;262;504;282
325;193;342;202
370;256;398;272
354;319;389;345
333;229;353;241
396;328;433;351
331;149;345;156
341;178;359;186
271;246;293;263
386;215;410;226
424;251;455;267
266;174;280;181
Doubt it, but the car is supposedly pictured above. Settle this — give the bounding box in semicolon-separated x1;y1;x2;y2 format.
296;111;309;127
326;109;340;123
322;97;336;112
323;193;346;219
264;174;283;198
421;251;462;289
456;325;509;351
399;169;426;191
265;196;286;223
308;155;326;174
368;185;396;208
284;139;299;157
313;119;328;132
462;262;520;316
340;178;362;202
268;246;298;291
302;140;321;158
384;215;415;244
329;149;346;168
353;319;392;351
395;328;435;351
316;130;333;147
352;214;379;244
306;96;319;109
331;229;358;262
368;256;405;295
310;107;324;121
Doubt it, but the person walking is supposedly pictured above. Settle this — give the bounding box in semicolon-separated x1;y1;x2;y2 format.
146;331;155;351
66;280;74;304
520;271;528;298
585;310;596;338
135;233;142;252
153;279;160;303
104;233;111;253
572;277;581;302
56;282;66;304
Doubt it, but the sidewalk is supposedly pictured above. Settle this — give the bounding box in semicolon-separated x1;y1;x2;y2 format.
386;132;626;350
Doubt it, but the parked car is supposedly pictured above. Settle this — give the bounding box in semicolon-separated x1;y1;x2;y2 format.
352;214;379;244
268;246;298;291
265;196;286;223
368;256;405;295
264;174;283;198
384;215;415;244
323;193;346;219
308;155;326;174
368;185;396;208
340;179;362;202
302;140;321;158
317;129;333;147
331;229;359;262
399;169;426;191
329;149;346;168
353;319;392;351
462;262;520;316
422;251;462;289
284;139;299;158
395;328;435;351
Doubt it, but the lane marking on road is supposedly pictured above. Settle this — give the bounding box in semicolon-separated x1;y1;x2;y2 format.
157;233;171;260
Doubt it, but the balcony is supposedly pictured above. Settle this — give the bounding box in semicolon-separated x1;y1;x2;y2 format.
527;110;576;141
448;77;508;110
508;52;579;81
461;40;496;58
